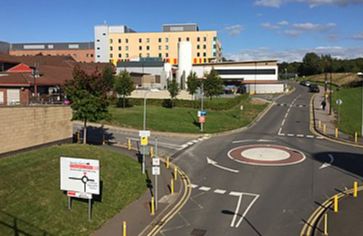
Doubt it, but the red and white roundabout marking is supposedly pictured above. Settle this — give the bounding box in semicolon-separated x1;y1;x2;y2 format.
227;144;305;166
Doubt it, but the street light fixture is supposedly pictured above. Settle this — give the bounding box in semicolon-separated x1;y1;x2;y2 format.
357;72;363;136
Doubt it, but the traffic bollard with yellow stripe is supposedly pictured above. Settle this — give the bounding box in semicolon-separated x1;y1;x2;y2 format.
355;132;358;143
127;138;131;150
171;179;174;194
150;146;154;158
123;221;127;236
335;128;339;138
323;124;327;134
174;166;178;181
151;196;155;215
166;157;170;168
324;213;328;235
333;195;338;213
354;181;358;198
318;120;322;129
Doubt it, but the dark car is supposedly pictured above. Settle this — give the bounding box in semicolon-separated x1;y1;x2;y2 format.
309;84;320;93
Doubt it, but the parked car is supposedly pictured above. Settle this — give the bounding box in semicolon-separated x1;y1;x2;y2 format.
309;84;320;93
300;80;311;87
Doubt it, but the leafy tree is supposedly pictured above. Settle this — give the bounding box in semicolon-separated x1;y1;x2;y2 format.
186;71;200;99
114;70;135;108
204;69;224;99
167;78;180;107
102;64;114;91
65;66;110;144
299;52;322;76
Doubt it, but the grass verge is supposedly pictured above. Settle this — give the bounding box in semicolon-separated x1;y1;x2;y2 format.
106;97;267;133
0;144;146;236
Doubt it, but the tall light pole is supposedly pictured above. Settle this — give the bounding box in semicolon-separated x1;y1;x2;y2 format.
201;79;204;132
358;72;363;136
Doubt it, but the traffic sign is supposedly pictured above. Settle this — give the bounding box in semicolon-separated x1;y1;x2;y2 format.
152;158;160;166
139;130;151;137
152;166;160;175
336;99;343;105
199;116;205;123
197;110;207;117
140;145;150;155
141;136;148;146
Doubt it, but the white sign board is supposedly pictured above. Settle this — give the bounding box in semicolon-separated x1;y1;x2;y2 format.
336;99;343;105
152;166;160;176
67;191;93;199
60;157;100;195
139;130;151;137
152;158;160;166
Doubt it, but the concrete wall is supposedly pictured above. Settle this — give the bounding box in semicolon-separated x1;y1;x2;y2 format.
246;84;284;94
0;106;72;154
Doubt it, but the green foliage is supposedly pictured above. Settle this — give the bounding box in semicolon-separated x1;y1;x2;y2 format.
114;70;135;108
204;69;224;99
186;71;200;97
167;78;180;107
102;64;114;91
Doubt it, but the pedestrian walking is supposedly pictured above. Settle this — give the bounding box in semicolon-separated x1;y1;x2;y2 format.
321;100;326;111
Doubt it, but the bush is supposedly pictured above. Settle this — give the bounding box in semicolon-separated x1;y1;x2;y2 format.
116;98;134;108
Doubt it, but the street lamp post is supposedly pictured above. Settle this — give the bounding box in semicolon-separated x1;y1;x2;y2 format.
358;72;363;136
201;80;204;132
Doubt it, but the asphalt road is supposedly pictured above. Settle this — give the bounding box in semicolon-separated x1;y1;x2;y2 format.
158;83;363;236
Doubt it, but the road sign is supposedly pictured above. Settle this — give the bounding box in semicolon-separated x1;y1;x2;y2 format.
152;158;160;166
152;166;160;175
199;116;205;123
336;99;343;105
140;146;150;155
141;136;148;146
197;110;207;117
67;191;92;199
60;157;100;195
139;130;151;137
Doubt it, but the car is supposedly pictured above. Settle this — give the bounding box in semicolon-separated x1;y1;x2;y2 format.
309;84;320;93
299;80;311;87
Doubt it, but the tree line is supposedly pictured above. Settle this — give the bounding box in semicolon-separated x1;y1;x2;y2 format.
279;52;363;77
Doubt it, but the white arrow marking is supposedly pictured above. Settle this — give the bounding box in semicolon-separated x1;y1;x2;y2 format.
206;157;239;173
319;154;334;170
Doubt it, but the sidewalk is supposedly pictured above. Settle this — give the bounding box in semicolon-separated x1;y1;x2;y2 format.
92;145;186;236
312;88;363;145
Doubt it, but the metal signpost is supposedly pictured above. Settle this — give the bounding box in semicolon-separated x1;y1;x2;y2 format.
198;110;207;132
139;130;151;174
336;99;343;126
152;138;160;210
60;157;100;221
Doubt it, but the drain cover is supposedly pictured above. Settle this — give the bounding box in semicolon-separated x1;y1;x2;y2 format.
191;228;207;236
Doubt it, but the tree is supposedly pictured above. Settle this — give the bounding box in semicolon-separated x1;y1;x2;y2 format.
299;52;322;76
114;70;135;108
167;78;180;107
204;69;224;99
186;71;200;99
65;66;110;144
102;64;114;91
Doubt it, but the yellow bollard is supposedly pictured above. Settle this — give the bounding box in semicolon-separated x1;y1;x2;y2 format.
151;197;155;215
324;213;328;235
333;195;338;213
318;120;322;129
354;181;358;198
323;124;327;134
171;179;174;194
166;157;170;169
355;132;358;143
127;139;131;150
150;146;154;158
335;128;339;138
123;221;127;236
174;166;178;181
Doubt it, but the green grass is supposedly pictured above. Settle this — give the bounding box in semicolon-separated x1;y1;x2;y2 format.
333;87;363;135
106;97;267;133
0;144;146;236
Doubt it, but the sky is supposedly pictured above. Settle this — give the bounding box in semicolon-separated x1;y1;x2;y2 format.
0;0;362;62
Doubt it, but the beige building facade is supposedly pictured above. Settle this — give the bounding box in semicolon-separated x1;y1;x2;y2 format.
95;24;222;65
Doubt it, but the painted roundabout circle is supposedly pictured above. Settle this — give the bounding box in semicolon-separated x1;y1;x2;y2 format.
227;144;306;166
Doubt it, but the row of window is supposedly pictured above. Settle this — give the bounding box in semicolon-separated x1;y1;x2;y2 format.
109;36;215;44
108;44;213;51
109;51;214;59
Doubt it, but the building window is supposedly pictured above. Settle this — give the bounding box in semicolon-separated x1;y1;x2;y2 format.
158;45;162;50
204;37;207;42
197;45;200;49
110;53;113;58
118;39;121;43
197;37;200;42
126;39;129;43
96;39;100;42
158;38;162;43
146;45;150;50
139;38;142;43
213;52;216;57
125;46;129;51
126;53;129;58
110;46;113;51
97;47;100;50
165;38;169;43
119;46;122;50
86;54;89;57
147;53;150;57
139;46;142;50
110;39;113;43
102;33;106;36
178;37;181;42
213;44;216;49
203;45;206;49
119;53;122;58
146;38;150;43
186;37;190;41
158;53;162;58
97;55;100;58
139;53;142;57
203;52;206;57
213;36;217;41
165;53;169;57
90;54;93;57
165;45;169;50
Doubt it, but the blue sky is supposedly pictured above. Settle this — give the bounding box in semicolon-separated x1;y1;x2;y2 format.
1;0;362;62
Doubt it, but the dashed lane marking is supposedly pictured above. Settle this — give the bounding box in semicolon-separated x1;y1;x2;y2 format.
277;133;323;139
214;189;227;194
199;186;211;192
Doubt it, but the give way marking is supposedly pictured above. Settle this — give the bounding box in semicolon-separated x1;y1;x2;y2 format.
229;192;260;228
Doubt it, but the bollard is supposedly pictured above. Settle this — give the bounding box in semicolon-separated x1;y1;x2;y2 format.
354;181;358;198
335;128;339;138
150;146;154;158
324;213;328;235
323;124;327;134
127;138;131;150
174;166;178;181
103;133;105;145
151;196;155;215
318;120;322;129
166;157;170;169
355;132;358;143
123;221;127;236
333;195;338;213
77;132;80;144
171;179;174;194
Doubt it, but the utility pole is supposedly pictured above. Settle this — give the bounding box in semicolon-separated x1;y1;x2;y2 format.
329;71;333;115
201;80;204;132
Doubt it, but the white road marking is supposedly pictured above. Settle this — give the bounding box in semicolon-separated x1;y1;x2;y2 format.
296;134;304;137
317;136;324;139
233;139;274;144
281;119;286;126
229;191;243;197
319;154;334;170
278;127;283;135
206;157;239;173
199;186;211;191
190;184;198;189
187;141;194;145
230;192;242;227
287;134;295;137
279;133;285;136
306;135;314;138
214;189;227;194
235;194;260;228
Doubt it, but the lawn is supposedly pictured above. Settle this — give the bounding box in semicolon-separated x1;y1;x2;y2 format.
0;144;146;236
106;97;267;133
333;87;362;135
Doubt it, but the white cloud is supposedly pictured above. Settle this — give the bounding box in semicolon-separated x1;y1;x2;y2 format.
224;25;244;36
261;22;281;29
224;46;363;62
283;30;301;36
352;32;363;40
278;20;289;25
254;0;363;7
292;22;336;31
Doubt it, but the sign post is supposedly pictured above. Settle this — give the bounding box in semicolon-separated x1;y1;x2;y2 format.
139;130;151;174
336;99;343;126
60;157;100;221
152;138;160;210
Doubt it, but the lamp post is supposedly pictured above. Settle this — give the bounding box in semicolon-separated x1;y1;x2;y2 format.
329;72;333;115
358;72;363;136
201;79;204;132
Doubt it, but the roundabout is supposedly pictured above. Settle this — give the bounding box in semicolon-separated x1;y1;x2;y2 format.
227;144;305;166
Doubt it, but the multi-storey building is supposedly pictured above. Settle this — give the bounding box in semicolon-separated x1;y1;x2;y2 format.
95;23;222;65
9;42;95;63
